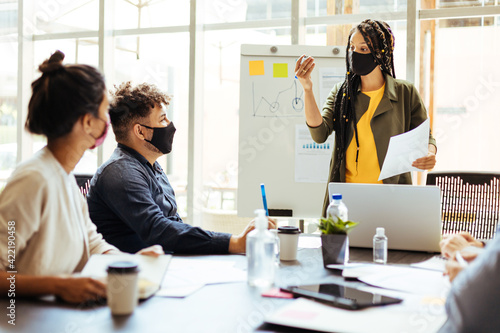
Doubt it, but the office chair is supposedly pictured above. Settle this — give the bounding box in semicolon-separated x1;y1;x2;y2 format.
427;171;500;240
74;174;93;196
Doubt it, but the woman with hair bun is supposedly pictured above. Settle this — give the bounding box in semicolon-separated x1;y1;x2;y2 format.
0;51;162;304
296;19;437;217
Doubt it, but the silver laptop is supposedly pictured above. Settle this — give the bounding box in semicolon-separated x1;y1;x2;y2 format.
328;183;442;252
81;254;172;299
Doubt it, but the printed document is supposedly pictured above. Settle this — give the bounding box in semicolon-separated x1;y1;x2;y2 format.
378;119;430;181
158;258;246;297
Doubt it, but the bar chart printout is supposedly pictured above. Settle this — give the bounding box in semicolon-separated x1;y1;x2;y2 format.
295;125;334;183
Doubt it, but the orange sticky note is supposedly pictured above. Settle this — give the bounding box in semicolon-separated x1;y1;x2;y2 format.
273;63;288;78
249;60;265;76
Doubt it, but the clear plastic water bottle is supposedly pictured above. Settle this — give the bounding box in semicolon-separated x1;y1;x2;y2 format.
373;227;388;264
326;193;348;222
326;194;349;263
247;209;275;287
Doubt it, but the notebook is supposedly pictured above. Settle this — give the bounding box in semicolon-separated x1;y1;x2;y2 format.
328;183;442;252
81;254;172;299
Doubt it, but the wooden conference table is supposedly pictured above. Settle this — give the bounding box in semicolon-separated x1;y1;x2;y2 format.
0;246;436;333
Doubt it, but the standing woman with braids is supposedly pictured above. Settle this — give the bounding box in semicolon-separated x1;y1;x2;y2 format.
0;51;162;304
296;19;437;217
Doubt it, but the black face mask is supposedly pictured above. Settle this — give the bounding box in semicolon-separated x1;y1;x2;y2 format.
140;122;176;154
349;51;378;76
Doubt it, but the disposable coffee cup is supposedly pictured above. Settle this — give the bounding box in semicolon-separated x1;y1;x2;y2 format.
107;261;139;315
277;226;300;261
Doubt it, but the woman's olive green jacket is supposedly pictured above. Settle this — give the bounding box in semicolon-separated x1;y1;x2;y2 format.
308;74;437;217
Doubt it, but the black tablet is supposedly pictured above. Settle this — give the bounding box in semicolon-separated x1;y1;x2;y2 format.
281;283;403;310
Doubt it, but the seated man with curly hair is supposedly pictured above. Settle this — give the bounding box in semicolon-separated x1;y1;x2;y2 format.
87;82;272;254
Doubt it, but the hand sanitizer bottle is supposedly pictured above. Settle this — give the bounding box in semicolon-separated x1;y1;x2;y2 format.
247;209;275;287
373;227;388;264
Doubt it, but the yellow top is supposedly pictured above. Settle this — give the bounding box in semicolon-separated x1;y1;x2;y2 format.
345;83;385;183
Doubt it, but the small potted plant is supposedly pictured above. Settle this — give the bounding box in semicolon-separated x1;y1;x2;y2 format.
318;216;358;267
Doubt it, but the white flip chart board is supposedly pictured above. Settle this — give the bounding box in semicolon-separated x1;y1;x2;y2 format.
238;44;346;218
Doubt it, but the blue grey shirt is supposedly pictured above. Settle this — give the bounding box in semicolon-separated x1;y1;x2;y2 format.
439;232;500;332
87;144;231;254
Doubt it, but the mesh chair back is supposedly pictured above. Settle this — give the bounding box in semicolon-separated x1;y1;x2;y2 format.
74;174;93;197
427;172;500;239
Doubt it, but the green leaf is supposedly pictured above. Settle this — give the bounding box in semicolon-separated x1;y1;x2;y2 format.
317;216;359;235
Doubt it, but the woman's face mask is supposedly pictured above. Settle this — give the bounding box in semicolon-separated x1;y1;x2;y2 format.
89;117;109;149
348;51;378;76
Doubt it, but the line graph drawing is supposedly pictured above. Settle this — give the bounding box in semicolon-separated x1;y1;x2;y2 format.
252;80;304;117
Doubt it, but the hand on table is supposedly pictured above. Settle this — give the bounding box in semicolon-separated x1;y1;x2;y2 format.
55;276;107;304
228;218;277;254
136;245;164;257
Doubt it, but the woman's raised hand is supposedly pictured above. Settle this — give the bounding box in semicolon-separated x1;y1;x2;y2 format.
295;55;315;91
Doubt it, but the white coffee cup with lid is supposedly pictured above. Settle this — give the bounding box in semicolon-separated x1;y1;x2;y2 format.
277;226;300;261
107;261;139;315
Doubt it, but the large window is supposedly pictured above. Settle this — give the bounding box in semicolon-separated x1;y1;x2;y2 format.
307;0;407;17
33;0;100;34
422;15;500;171
201;28;290;214
2;0;500;224
33;38;100;174
113;0;190;29
0;1;17;189
305;21;407;79
110;32;190;217
437;0;499;9
201;0;291;23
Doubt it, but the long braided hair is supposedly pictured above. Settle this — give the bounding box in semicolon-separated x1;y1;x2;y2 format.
331;19;396;179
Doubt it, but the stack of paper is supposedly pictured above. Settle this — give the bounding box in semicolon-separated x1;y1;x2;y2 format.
341;263;450;297
157;258;246;298
265;296;446;333
410;256;448;272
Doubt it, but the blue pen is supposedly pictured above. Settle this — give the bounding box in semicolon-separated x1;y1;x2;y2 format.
260;183;269;216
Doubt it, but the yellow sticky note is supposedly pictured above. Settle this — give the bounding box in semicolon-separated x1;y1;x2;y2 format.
249;60;265;76
273;63;288;78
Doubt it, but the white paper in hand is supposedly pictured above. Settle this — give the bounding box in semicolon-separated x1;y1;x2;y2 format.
378;119;430;181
